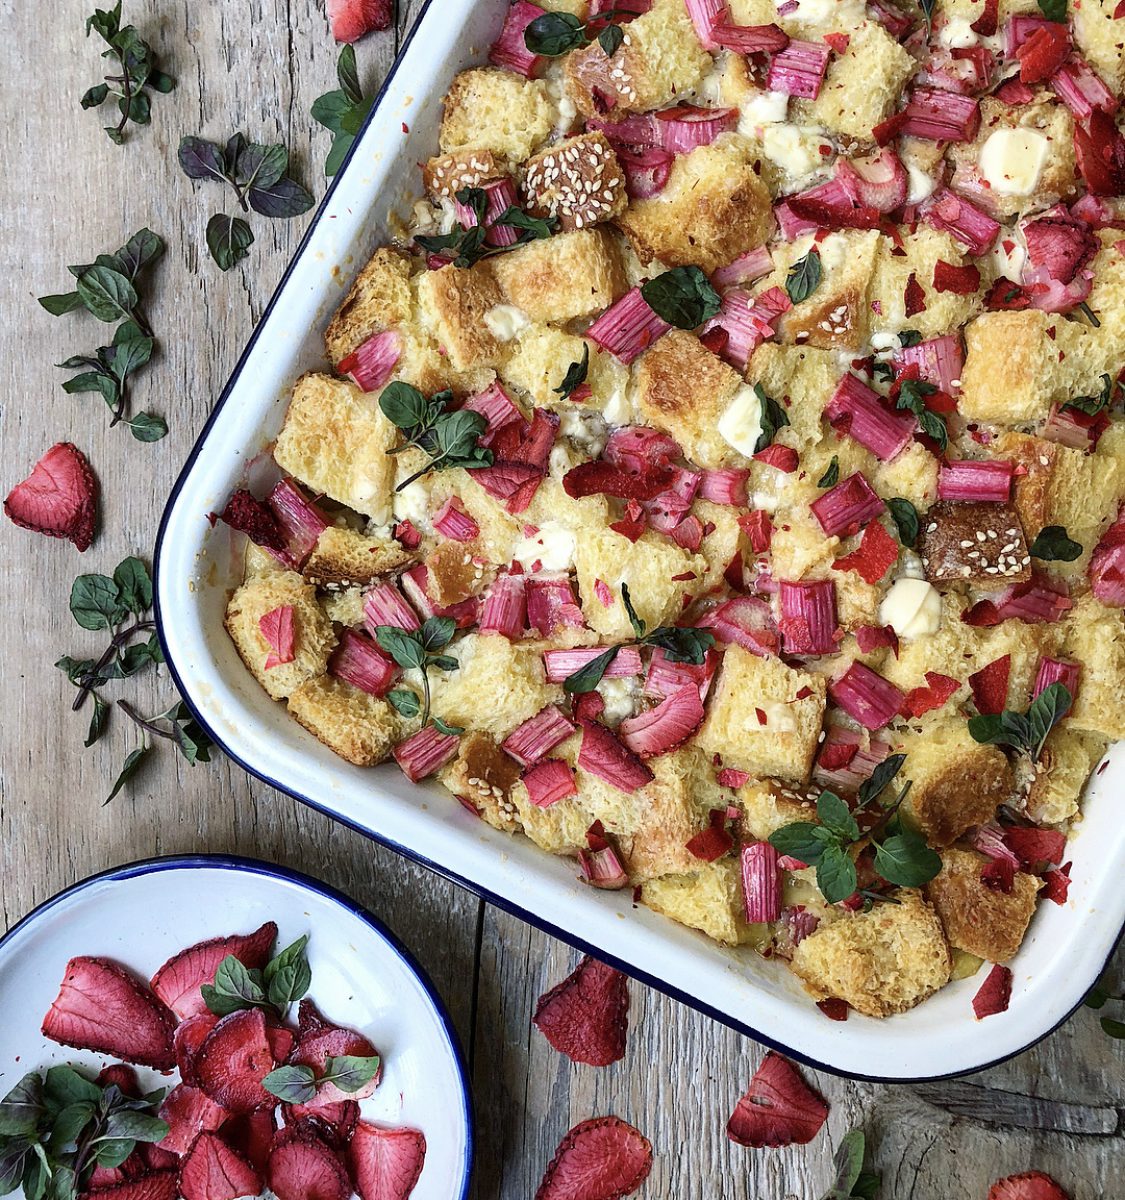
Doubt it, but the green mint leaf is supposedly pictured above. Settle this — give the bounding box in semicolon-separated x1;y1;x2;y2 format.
43;1065;101;1111
824;1129;866;1198
432;716;464;736
641;266;722;329
524;11;587;55
206;214;254;272
264;935;312;1011
1101;1016;1125;1039
554;344;591;398
108;335;153;381
201;955;267;1017
598;23;625;56
768;822;829;866
494;206;556;241
81;84;109;109
261;1066;317;1105
223;133;248;175
113;557;152;614
0;1151;26;1197
785;249;822;304
248;177;315;219
324;132;355;178
311;89;352;135
644;626;715;665
70;574;125;631
235;143;289;191
917;0;937;27
967;712;1005;745
0;1075;45;1138
888;497;919;547
564;647;620;694
1037;0;1067;19
1027;681;1072;755
102;1110;167;1143
455;186;489;226
337;44;363;104
379;381;430;431
1029;525;1082;562
171;709;213;765
86;3;122;42
129;413;168;442
897;329;923;347
148;69;175;94
753;383;790;453
1064;373;1118;416
50;1100;97;1151
857;753;906;807
56;656;96;686
85;695;109;748
817;456;839;489
816;791;860;843
433;409;488;461
387;689;421;718
817;843;858;905
322;1055;381;1093
178;136;229;182
339;97;374;136
621;583;646;639
853;1170;882;1200
374;627;426;671
120;90;150;126
39;292;84;316
419;616;456;652
104;126;126;145
76;266;138;323
114;229;164;280
873;830;942;888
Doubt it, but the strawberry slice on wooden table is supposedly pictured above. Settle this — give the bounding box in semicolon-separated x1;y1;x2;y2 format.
326;0;392;43
534;1117;653;1200
988;1171;1072;1200
347;1121;427;1200
178;1131;263;1200
4;441;98;551
41;955;177;1069
150;920;278;1019
726;1052;829;1148
533;955;630;1067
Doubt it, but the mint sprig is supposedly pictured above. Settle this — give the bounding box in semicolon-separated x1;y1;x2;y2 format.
967;682;1072;761
415;190;557;268
81;2;174;144
895;378;947;450
201;935;312;1020
524;8;637;57
379;382;493;489
376;617;461;729
312;45;373;177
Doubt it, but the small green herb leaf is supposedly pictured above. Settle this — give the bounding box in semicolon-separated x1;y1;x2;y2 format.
641;266;722;329
817;843;859;905
563;646;620;694
555;344;591;399
105;744;148;804
263;936;312;1012
261;1066;317;1105
817;456;839;489
70;574;125;631
387;689;421;718
206;214;254;272
1028;525;1082;562
753;383;790;453
524;11;587;55
888;497;919;547
857;753;905;807
1037;0;1067;20
322;1055;381;1094
785;249;822;305
873;830;942;888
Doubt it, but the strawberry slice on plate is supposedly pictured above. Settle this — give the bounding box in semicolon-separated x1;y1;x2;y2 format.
267;1125;352;1200
988;1172;1071;1200
347;1121;427;1200
533;955;629;1067
196;1008;280;1113
42;955;177;1069
326;0;392;43
535;1117;652;1200
178;1131;263;1200
150;921;278;1019
4;442;97;551
282;1101;360;1147
726;1052;829;1148
157;1084;231;1156
85;1171;180;1200
288;1000;381;1105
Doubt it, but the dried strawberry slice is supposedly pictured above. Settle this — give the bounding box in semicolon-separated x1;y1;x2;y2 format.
1016;23;1071;84
221;1111;278;1174
726;1052;829;1148
97;1064;142;1096
1074;109;1125;196
217;489;287;555
179;1132;263;1200
151;921;277;1020
970;0;998;34
157;1084;231;1156
535;1117;652;1200
901;671;961;718
281;1102;360;1147
288;1000;381;1105
268;1126;351;1200
174;1013;220;1086
933;259;981;294
347;1121;427;1200
563;460;673;501
1003;826;1067;871
42;956;176;1070
985;278;1033;310
832;519;899;585
196;1009;279;1113
904;272;926;316
969;655;1011;715
533;956;629;1067
987;1172;1071;1200
4;442;98;551
84;1170;180;1200
972;963;1013;1019
326;0;392;43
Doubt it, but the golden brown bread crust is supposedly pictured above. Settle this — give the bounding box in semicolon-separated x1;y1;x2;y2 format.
287;676;398;767
917;501;1032;591
422;149;506;198
440;731;523;832
423;540;490;607
416;262;507;372
522;133;628;232
642;860;758;946
324;248;416;365
303;527;415;589
439;67;554;163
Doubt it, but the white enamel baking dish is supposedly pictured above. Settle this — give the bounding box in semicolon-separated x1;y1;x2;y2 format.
155;0;1125;1080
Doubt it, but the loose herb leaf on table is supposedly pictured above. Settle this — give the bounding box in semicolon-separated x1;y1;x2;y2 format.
312;45;374;177
820;1128;882;1200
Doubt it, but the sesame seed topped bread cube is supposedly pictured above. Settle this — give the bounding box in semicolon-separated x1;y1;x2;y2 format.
439;67;555;163
423;149;506;199
439;731;524;832
490;228;629;323
302;526;415;589
287;676;399;767
522;133;628;231
917;501;1032;590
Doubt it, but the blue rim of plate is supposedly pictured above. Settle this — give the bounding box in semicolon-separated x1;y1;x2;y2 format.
150;1;1125;1084
0;853;473;1200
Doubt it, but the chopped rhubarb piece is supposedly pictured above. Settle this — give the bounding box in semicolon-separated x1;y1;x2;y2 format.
479;572;528;639
987;1172;1070;1200
767;40;830;99
994;573;1072;623
364;580;421;632
713;246;774;288
727;1053;829;1148
778;580;838;655
829;662;905;730
711;21;790;53
1004;826;1067;870
739;509;773;553
837;147;908;213
742;842;782;923
938;459;1014;502
1043;402;1109;450
1090;504;1125;604
267;479;329;567
399;564;479;629
543;645;643;683
1005;14;1055;56
786;176;885;231
337;329;402;392
683;0;726;47
868;0;913;38
699;468;750;507
523;758;579;807
433;497;479;542
933;259;981;294
1050;55;1119;120
259;605;296;670
526;574;585;636
1042;862;1072;904
969;655;1011;714
618;687;705;758
754;443;800;472
578;842;630;888
329;629;397;696
922;187;1000;255
455;177;520;246
833;520;900;585
986;277;1033;310
701;285;790;371
700;595;780;656
535;1118;652;1200
855;623;898;655
587;286;671;363
814;730;892;792
825;373;916;460
892;334;964;394
464;379;524;432
718;766;750;788
577;718;655;792
996;76;1036;104
393;724;460;782
1016;22;1071;84
653;105;738;155
488;0;545;77
394;518;422;550
605;425;680;473
645;646;717;702
902;671;961;717
1074;109;1125;196
1032;656;1079;709
902;87;980;141
972;963;1013;1019
810;472;884;537
533;955;629;1066
502;705;577;767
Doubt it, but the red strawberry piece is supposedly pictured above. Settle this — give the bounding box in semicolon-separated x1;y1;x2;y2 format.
816;998;850;1021
197;1009;279;1113
970;0;998;34
176;1012;221;1086
1074;109;1125;196
347;1121;427;1200
988;1171;1071;1200
4;442;98;551
973;963;1013;1019
901;671;961;718
933;259;981;294
563;461;673;501
97;1064;141;1096
1042;863;1072;904
985;278;1033;310
140;1146;180;1173
969;654;1011;715
151;921;278;1020
686;820;735;862
726;1052;829;1148
326;0;392;43
267;1126;351;1200
904;272;926;316
217;489;287;554
84;1170;179;1200
288;1000;381;1105
1003;826;1067;871
42;956;176;1070
753;444;799;472
178;1132;262;1200
1016;23;1071;84
282;1101;360;1147
961;598;1003;627
533;956;629;1067
535;1117;652;1200
222;1111;278;1173
157;1084;231;1156
832;519;899;585
268;1022;297;1063
88;1151;150;1189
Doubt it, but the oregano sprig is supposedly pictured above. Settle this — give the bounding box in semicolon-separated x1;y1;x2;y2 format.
1063;372;1121;417
379;382;493;489
312;45;373;177
201;935;312;1020
376;618;463;730
81;2;174;144
524;8;638;57
641;267;721;329
967;682;1072;762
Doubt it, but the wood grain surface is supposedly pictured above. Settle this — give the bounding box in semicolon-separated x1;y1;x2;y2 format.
0;3;1121;1196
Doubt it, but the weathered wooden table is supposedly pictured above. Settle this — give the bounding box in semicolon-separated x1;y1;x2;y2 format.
1;3;1121;1195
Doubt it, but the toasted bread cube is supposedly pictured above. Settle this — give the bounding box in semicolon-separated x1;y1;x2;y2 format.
416;262;508;372
746;343;837;451
694;499;744;590
642;859;757;946
958;311;1101;425
523;133;628;231
789;889;952;1016
225;572;336;701
322;585;365;628
274;374;399;523
324;247;416;364
423;539;491;606
1084;227;1125;350
925;848;1041;963
573;528;704;638
512;773;594;856
917;501;1031;591
873;442;940;513
1072;0;1125;95
768;505;842;580
1026;727;1106;825
422;149;506;198
287;676;397;767
490;229;628;324
501;326;629;416
439;731;524;833
244;541;285;579
432;633;562;739
891;719;1013;847
976;617;1059;712
799;21;914;140
303;527;414;588
769;231;881;353
615;135;774;275
868;228;983;340
564;0;710;117
739;778;820;841
696;646;826;782
1061;597;1125;740
633;331;747;470
440;67;555;163
948;96;1076;220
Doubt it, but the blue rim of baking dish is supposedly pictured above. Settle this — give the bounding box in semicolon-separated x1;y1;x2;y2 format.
0;852;474;1200
150;0;1124;1083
